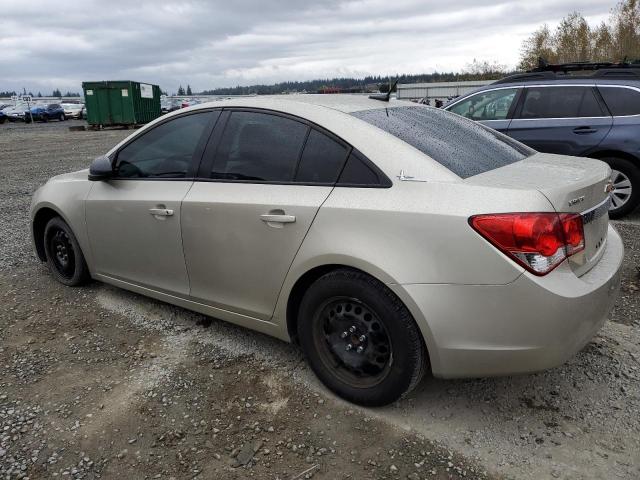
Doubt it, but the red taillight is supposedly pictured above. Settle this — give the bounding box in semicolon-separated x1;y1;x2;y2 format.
469;212;585;275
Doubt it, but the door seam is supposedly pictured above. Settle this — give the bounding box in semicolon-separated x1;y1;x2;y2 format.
268;185;336;320
180;181;197;296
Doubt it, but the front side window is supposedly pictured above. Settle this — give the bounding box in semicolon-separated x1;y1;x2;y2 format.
598;86;640;116
211;111;308;182
449;88;518;121
116;111;215;178
519;86;604;119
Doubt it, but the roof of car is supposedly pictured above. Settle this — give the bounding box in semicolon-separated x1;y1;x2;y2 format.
191;94;411;114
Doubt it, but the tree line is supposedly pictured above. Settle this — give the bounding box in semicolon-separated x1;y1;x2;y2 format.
519;0;640;70
0;89;81;98
196;69;510;96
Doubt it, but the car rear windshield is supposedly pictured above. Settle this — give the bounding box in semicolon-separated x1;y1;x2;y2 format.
351;105;533;178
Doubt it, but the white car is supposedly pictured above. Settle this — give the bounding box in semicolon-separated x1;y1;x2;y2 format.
61;103;85;119
4;103;30;121
30;95;623;406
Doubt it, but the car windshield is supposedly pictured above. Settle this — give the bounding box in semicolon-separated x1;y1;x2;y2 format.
351;105;534;178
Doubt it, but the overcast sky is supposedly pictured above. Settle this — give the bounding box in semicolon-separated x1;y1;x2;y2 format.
0;0;615;94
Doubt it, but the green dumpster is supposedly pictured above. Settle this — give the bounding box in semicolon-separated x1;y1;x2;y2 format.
82;80;161;127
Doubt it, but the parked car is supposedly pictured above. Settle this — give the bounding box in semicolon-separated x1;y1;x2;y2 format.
30;95;622;406
0;103;11;123
61;103;85;119
29;103;66;122
444;61;640;218
161;97;183;114
4;103;30;122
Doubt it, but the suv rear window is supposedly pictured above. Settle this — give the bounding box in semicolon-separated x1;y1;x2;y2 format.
351;106;533;178
598;86;640;116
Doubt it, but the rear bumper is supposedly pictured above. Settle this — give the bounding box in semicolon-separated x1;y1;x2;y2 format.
395;224;623;378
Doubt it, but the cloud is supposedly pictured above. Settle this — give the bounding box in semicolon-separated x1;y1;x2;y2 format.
0;0;615;94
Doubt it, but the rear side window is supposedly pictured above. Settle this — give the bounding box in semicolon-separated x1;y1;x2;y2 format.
211;111;308;182
351;106;532;179
599;86;640;116
519;86;604;119
116;111;214;178
295;129;348;183
338;152;380;185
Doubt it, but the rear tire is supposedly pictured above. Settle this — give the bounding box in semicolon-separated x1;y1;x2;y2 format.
602;157;640;219
43;217;90;286
297;269;428;406
59;113;66;121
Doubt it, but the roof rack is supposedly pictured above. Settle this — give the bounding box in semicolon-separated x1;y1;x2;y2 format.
493;58;640;84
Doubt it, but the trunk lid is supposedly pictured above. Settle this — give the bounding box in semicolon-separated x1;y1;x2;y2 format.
466;153;612;277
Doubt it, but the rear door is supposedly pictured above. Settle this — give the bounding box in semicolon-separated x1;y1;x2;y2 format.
181;109;350;320
445;87;521;133
507;85;612;156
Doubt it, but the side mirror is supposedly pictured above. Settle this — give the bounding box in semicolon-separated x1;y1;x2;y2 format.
88;155;114;181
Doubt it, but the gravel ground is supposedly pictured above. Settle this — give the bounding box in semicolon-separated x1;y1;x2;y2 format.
0;120;639;480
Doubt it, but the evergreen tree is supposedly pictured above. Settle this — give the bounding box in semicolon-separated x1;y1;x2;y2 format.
186;84;193;95
177;85;185;95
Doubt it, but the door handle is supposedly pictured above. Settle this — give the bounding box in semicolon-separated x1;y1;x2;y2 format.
260;214;296;224
149;208;174;217
573;126;597;134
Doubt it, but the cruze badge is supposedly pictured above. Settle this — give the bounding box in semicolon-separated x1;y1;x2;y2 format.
604;181;615;194
568;196;585;207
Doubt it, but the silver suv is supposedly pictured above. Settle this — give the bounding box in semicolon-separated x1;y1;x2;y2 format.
445;62;640;218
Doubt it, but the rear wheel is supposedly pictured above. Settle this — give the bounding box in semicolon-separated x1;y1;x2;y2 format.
43;217;90;286
297;269;427;406
602;157;640;219
59;113;66;121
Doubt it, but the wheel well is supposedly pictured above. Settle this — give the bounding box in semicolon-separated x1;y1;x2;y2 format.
285;264;407;345
32;207;60;261
588;150;639;165
286;265;342;344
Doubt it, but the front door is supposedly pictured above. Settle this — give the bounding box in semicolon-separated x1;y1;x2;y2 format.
86;110;218;294
182;110;350;320
507;85;612;156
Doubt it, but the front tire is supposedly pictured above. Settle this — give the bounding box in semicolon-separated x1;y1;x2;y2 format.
43;217;90;286
603;157;640;219
297;269;427;406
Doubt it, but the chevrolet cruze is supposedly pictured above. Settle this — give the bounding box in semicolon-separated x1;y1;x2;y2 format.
30;95;623;406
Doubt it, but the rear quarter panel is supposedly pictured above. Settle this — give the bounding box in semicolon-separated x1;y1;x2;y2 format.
273;180;554;342
596;117;640;159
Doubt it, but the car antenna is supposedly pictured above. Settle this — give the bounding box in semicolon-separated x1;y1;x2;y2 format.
369;78;398;102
